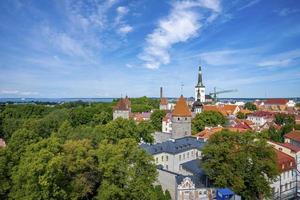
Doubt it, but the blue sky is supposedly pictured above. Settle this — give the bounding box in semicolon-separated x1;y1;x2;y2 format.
0;0;300;98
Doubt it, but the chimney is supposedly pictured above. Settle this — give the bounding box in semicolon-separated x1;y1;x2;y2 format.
160;87;163;99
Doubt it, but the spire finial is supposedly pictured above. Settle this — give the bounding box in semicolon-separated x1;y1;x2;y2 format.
180;82;184;95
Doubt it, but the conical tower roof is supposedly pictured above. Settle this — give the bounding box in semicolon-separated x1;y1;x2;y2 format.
172;95;192;117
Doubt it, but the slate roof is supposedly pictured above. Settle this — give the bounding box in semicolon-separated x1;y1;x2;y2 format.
140;136;205;155
181;159;203;175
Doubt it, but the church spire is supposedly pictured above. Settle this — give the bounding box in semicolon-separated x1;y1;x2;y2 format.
197;66;204;87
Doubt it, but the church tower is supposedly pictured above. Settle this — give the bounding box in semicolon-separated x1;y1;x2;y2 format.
195;66;205;103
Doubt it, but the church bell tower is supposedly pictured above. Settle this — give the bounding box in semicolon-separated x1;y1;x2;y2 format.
195;66;205;103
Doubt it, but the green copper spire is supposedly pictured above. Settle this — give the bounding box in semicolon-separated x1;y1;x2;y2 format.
197;66;204;87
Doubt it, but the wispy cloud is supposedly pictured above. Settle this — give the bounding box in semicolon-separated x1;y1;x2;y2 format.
257;49;300;68
139;0;221;69
0;90;39;96
238;0;261;11
115;6;133;36
276;8;300;17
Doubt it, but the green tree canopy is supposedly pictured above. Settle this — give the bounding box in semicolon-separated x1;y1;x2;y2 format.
202;130;279;199
274;113;295;126
96;139;159;200
150;110;166;131
192;111;226;133
244;102;257;111
236;111;245;119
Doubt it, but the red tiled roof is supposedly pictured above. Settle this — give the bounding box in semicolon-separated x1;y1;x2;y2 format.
233;122;252;130
114;98;130;111
265;99;289;105
248;111;274;118
172;95;192;117
274;149;296;172
273;142;300;153
196;127;223;139
284;130;300;142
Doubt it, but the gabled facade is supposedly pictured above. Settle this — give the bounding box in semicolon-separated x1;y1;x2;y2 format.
113;96;131;120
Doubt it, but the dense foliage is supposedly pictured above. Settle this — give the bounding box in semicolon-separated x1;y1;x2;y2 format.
262;113;296;142
150;110;166;131
202;130;279;200
0;101;170;200
236;111;245;119
244;102;257;111
192;111;226;133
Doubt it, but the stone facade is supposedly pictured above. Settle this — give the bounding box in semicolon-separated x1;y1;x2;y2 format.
171;116;192;139
113;110;130;120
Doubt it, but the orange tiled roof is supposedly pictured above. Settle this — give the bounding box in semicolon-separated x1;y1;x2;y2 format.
196;127;223;139
160;98;168;105
172;95;192;117
196;127;246;140
203;105;227;115
240;109;252;114
274;149;296;172
284;130;300;142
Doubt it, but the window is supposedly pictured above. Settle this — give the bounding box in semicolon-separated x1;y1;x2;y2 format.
183;154;185;159
191;151;194;156
166;156;168;161
185;117;187;120
156;157;158;163
161;156;164;162
166;165;168;170
178;117;180;120
179;155;181;161
187;152;189;158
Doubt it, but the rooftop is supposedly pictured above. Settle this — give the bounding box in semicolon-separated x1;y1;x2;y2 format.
113;97;131;111
265;99;289;105
140;136;205;155
274;149;296;172
181;159;203;175
248;110;274;118
284;130;300;142
172;95;192;117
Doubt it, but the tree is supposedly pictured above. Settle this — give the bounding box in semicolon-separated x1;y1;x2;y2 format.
274;113;295;126
137;121;154;143
92;111;112;125
202;130;279;200
236;111;245;119
102;118;140;143
0;149;11;199
96;138;160;200
150;110;166;131
10;137;100;200
192;111;226;133
244;102;257;111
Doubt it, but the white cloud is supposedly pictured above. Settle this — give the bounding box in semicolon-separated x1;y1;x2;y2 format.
139;0;221;69
115;6;133;36
118;25;133;34
200;50;240;66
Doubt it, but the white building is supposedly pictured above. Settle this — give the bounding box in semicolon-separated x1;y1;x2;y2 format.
195;66;205;103
269;149;297;199
246;111;274;127
141;137;214;200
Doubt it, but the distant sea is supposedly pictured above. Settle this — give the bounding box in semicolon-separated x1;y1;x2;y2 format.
0;97;299;103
